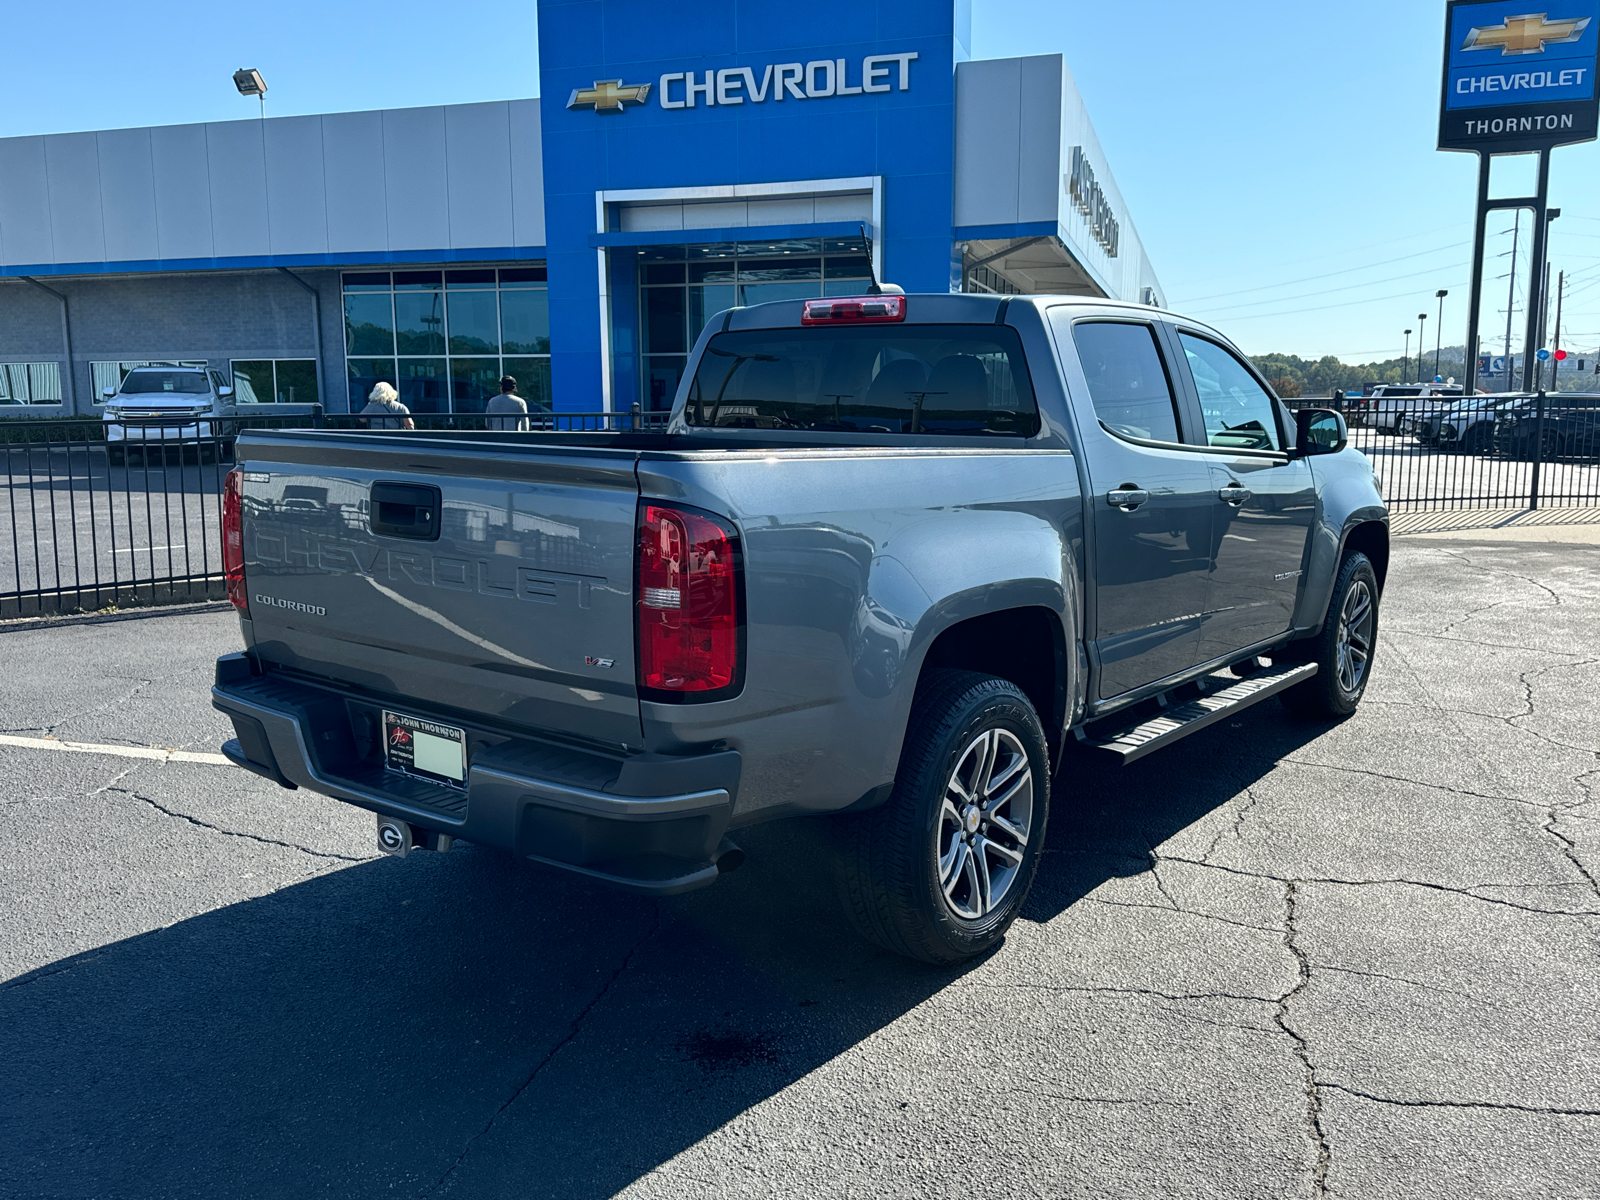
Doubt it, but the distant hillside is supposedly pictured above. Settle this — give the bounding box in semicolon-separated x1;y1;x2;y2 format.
1249;348;1468;397
1250;346;1599;396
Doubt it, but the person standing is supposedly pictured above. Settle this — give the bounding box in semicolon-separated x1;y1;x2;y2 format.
484;375;530;432
360;381;414;430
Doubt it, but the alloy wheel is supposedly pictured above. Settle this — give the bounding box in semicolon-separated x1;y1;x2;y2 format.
1335;579;1374;695
934;728;1034;920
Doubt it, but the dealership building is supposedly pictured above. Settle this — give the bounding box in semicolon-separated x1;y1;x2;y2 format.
0;0;1162;417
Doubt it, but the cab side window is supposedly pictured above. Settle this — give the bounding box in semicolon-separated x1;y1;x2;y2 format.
1071;321;1182;443
1179;333;1282;453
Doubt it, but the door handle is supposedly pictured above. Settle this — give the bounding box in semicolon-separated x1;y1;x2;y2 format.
1106;486;1150;509
1218;485;1252;506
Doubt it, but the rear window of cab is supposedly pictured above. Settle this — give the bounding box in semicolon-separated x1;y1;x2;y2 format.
684;324;1040;436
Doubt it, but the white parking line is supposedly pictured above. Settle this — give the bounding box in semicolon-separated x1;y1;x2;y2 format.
0;733;230;765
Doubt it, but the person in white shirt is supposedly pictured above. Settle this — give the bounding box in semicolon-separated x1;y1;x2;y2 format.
484;375;530;432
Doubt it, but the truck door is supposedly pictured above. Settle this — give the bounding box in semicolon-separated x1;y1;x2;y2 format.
1171;330;1316;663
1050;314;1217;700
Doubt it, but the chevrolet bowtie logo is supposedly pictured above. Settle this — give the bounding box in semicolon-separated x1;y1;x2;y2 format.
567;80;652;112
1462;12;1592;55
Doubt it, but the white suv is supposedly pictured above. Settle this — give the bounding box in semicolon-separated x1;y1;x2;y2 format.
102;365;235;464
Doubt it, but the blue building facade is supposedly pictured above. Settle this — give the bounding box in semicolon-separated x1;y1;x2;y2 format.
0;0;1161;417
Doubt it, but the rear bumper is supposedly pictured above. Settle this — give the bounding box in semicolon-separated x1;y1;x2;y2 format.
211;653;742;895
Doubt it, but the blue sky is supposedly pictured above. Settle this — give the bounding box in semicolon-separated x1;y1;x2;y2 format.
5;0;1600;365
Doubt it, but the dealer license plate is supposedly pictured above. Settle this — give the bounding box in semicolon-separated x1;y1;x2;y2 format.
383;710;467;787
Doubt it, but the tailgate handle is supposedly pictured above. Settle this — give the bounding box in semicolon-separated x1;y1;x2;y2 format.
370;482;441;541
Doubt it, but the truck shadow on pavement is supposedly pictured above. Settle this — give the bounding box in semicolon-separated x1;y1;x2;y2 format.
0;708;1324;1200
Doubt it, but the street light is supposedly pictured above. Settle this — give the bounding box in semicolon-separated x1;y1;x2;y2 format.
1434;290;1448;381
1403;329;1412;384
233;68;267;118
1416;313;1428;382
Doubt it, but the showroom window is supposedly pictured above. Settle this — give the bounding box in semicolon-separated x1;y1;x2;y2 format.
342;267;550;414
636;238;874;411
0;362;63;405
229;360;319;405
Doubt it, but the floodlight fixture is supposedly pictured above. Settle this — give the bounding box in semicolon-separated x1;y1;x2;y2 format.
233;69;266;97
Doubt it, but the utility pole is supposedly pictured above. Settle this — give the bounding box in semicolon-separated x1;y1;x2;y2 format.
1551;270;1565;391
1403;329;1412;384
1504;210;1520;392
1434;290;1448;381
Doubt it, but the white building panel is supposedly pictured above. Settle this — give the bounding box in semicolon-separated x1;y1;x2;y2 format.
150;123;214;261
382;106;450;251
952;57;1021;227
1016;56;1063;225
206;121;271;259
509;99;546;248
44;133;106;265
96;127;160;262
265;115;329;256
446;102;515;249
322;110;389;254
0;137;54;266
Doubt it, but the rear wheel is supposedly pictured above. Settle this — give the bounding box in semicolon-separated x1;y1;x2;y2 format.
1280;552;1379;720
838;671;1049;965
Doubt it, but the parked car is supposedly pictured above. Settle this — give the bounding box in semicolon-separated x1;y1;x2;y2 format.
1415;393;1531;453
1369;384;1461;433
1493;394;1600;460
101;365;236;465
211;292;1387;964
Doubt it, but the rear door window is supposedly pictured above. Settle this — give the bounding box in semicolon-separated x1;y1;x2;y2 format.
684;324;1039;435
1070;321;1183;443
1177;333;1283;452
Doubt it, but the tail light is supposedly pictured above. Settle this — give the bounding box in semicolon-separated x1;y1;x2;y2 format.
636;502;741;700
801;295;906;325
222;468;248;614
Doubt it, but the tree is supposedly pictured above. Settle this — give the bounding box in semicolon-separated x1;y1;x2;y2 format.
1269;375;1302;398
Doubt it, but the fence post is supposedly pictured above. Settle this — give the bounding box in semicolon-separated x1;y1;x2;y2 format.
1529;389;1546;511
631;403;642;432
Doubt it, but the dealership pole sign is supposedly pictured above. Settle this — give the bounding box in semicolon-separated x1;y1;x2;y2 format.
1439;2;1600;151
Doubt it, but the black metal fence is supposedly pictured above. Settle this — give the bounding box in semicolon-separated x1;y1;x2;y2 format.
0;408;668;618
5;398;1597;618
1291;392;1600;513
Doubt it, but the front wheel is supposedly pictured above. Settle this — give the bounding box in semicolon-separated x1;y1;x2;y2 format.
1280;552;1379;719
837;671;1050;965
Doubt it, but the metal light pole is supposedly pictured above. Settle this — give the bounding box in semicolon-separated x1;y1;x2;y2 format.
1403;329;1412;383
1434;290;1448;381
1416;313;1428;382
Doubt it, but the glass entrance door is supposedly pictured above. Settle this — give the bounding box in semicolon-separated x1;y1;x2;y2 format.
636;237;874;411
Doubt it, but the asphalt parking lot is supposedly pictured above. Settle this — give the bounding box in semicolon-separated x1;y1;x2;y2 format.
2;536;1597;1199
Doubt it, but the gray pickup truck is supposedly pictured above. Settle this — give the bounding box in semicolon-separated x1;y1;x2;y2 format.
212;292;1386;963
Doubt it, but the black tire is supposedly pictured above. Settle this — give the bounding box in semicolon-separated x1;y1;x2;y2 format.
106;446;124;467
837;670;1050;965
1280;552;1379;720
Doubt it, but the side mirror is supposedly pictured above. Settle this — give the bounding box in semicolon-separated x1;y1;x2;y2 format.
102;386;116;400
1294;408;1347;456
218;385;234;398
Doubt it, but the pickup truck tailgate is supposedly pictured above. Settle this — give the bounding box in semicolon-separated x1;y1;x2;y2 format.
236;434;641;745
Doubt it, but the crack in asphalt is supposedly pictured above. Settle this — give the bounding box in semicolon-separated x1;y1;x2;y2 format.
1543;807;1600;900
1270;757;1549;811
1383;628;1590;658
967;980;1278;1005
418;903;662;1197
1161;855;1600;918
1439;548;1565;612
1083;895;1279;935
1310;964;1504;1010
1275;882;1331;1198
1320;1082;1600;1119
115;788;367;863
1201;783;1264;864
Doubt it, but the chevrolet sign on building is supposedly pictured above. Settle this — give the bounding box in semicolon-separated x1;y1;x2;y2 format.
0;1;1162;419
